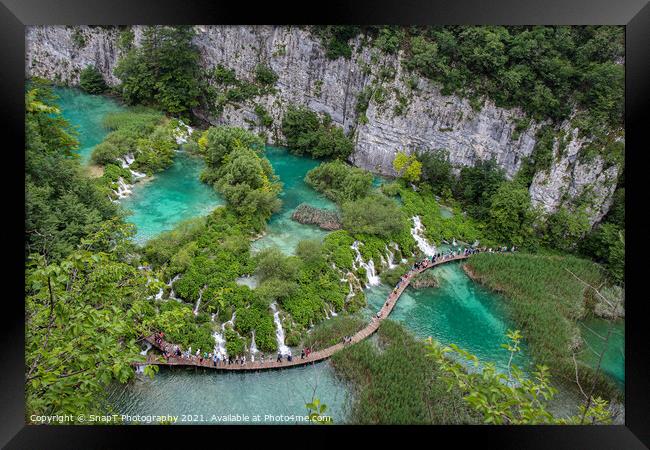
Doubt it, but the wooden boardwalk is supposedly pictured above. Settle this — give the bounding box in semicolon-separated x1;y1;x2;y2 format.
136;254;470;371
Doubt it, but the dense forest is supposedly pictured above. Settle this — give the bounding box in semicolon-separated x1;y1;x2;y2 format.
25;25;624;424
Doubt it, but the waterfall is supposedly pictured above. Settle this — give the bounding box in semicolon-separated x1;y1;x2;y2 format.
140;342;152;356
173;120;194;145
167;274;181;300
350;241;381;287
115;177;133;199
193;286;206;316
410;216;436;257
270;303;291;356
249;331;259;361
136;342;152;374
213;331;227;358
385;244;398;269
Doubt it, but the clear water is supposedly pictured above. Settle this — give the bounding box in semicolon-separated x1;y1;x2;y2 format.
121;152;224;244
108;362;350;424
53;88;623;423
364;262;531;373
579;318;625;387
54;87;223;243
53;86;126;164
251;146;336;255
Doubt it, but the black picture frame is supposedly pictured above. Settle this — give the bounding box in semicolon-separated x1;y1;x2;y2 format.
2;0;648;447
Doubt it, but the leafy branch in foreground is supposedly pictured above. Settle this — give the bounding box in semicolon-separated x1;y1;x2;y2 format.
305;398;332;424
425;330;612;425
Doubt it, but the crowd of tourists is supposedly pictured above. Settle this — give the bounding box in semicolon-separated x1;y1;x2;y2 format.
147;243;517;369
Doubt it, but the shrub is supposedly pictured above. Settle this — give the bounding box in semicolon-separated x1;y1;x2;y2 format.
79;66;107;94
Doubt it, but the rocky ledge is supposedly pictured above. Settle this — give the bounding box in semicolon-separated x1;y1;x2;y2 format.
291;203;341;231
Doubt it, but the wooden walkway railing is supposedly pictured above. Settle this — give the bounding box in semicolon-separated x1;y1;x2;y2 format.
136;254;470;371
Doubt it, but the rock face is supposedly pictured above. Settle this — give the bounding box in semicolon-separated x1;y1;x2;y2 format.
291;203;341;231
25;25;622;225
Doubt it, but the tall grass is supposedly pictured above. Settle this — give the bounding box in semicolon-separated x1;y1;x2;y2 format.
303;316;366;351
465;252;621;398
331;320;478;424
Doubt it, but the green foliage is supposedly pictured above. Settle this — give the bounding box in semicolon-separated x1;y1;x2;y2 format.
71;28;86;48
303;316;366;351
147;302;214;352
418;150;453;195
392;151;422;183
79;66;107;94
281;105;354;159
114;26;201;117
341;194;408;239
455;159;506;220
312;26;362;60
224;328;246;356
234;304;277;353
90;109;176;175
374;27;405;54
306;398;332;424
487;181;537;246
26;225;153;417
581;223;625;285
117;28;135;52
254;64;279;85
304;160;373;203
516;125;555;187
254;104;273;127
399;184;491;247
254;247;301;283
401;26;624;133
200;126;281;230
465;252;620;397
331;320;477;424
425;330;612;424
25;85;121;260
543;206;591;251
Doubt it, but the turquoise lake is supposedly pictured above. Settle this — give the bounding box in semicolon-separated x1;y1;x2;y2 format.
54;87;624;424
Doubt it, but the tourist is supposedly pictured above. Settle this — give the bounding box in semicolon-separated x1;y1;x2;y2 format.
277;352;282;363
288;353;292;362
212;353;217;367
301;349;305;359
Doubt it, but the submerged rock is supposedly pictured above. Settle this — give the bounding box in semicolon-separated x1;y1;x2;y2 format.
291;203;341;231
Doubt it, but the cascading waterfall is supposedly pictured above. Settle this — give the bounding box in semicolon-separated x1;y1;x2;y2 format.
350;241;381;287
213;331;227;358
410;216;436;257
270;303;291;356
167;274;181;301
212;312;236;358
249;331;259;361
193;286;206;316
385;244;398;269
136;342;152;374
173;120;193;145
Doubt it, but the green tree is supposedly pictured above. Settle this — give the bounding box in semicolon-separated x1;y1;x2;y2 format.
392;151;422;183
487;182;536;246
418;150;452;193
79;66;107;94
304;160;373;203
425;330;612;424
281;105;353;159
341;195;407;238
114;26;201;117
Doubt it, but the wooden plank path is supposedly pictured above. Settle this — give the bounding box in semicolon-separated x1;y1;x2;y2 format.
136;254;470;371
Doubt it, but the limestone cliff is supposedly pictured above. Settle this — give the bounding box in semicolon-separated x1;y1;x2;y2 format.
25;25;622;225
